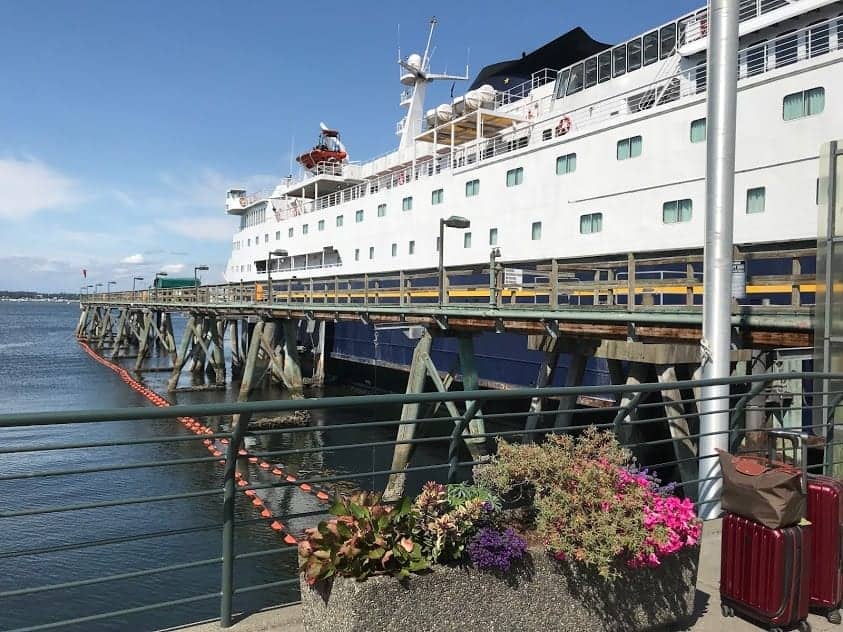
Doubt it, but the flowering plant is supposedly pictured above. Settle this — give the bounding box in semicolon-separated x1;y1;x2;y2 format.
474;427;701;577
413;481;493;562
468;527;527;572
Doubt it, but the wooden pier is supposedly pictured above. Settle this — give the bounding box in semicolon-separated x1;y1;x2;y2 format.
77;243;817;497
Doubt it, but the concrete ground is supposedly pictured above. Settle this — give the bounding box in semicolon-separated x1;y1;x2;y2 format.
174;519;836;632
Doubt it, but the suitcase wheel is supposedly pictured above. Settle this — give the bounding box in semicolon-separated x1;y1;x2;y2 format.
720;603;734;618
828;609;841;625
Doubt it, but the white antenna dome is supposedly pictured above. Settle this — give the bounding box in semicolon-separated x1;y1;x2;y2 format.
406;53;422;71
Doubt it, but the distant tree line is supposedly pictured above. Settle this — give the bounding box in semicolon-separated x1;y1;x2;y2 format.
0;290;79;300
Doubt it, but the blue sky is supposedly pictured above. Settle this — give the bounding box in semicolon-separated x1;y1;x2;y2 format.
0;0;700;292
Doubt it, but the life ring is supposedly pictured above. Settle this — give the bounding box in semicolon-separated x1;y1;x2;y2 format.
398;171;405;185
239;196;248;207
556;116;572;136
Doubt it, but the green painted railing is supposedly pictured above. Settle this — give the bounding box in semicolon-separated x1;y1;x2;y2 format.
0;372;840;631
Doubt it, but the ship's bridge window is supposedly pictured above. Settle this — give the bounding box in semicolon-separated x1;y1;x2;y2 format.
355;209;364;223
463;232;472;248
554;68;570;99
660;23;677;59
318;219;325;231
247;238;251;246
275;231;280;240
643;31;658;66
627;38;642;72
302;224;308;235
690;118;707;143
782;87;825;120
336;214;344;227
402;196;413;211
369;246;374;260
612;45;626;78
391;243;397;257
409;240;415;255
662;199;692;223
584;57;598;89
566;63;584;95
354;248;360;261
617;136;642;160
531;221;542;240
288;227;294;238
746;187;766;213
431;189;444;205
378;203;387;217
489;228;498;246
809;20;830;57
598;51;612;83
579;212;603;234
465;179;480;197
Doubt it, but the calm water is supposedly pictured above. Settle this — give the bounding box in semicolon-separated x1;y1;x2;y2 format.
0;302;448;631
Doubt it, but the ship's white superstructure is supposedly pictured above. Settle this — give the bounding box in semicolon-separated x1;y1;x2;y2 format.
224;1;843;282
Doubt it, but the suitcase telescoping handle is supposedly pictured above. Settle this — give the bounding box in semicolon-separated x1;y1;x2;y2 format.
766;429;810;495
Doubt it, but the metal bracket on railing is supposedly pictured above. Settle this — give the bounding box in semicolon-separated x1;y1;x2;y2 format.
359;313;371;326
494;317;505;334
543;319;559;339
434;315;448;331
612;391;643;436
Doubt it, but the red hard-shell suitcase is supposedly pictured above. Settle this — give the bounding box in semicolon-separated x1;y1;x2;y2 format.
807;474;843;624
720;513;811;631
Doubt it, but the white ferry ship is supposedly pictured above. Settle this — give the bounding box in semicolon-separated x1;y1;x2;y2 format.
221;1;843;387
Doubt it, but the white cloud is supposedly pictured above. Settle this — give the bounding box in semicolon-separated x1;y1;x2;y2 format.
0;157;78;218
160;263;185;274
157;215;237;241
120;253;146;265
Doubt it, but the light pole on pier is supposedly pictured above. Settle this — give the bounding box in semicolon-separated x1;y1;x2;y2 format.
132;276;144;302
107;281;116;296
94;283;103;295
194;265;209;301
267;250;288;304
153;272;168;301
438;216;470;305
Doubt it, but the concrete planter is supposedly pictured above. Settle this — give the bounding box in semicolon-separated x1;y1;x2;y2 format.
299;545;700;632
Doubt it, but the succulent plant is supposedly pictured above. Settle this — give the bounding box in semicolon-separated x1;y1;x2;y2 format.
298;491;428;585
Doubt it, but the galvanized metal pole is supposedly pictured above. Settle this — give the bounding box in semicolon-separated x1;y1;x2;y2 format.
699;0;739;520
438;219;445;305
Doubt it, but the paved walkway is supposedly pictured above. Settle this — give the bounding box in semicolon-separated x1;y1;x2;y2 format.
173;519;835;632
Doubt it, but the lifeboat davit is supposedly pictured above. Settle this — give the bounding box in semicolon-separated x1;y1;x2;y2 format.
295;125;347;171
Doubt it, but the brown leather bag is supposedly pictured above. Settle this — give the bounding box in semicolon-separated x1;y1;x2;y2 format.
717;449;806;529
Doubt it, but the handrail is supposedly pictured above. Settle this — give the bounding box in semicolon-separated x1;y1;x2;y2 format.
88;243;817;313
1;370;842;630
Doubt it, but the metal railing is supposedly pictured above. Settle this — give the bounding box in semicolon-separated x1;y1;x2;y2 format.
88;243;817;312
1;371;841;630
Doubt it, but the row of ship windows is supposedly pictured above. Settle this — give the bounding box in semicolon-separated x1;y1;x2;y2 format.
232;187;771;269
233;87;821;249
342;188;768;261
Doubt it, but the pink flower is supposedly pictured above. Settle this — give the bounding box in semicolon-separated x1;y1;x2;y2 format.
399;537;414;553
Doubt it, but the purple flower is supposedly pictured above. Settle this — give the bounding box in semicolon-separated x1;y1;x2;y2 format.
468;527;527;572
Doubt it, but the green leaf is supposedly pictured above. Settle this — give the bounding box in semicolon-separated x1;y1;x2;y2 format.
368;547;385;559
349;503;368;520
329;499;348;516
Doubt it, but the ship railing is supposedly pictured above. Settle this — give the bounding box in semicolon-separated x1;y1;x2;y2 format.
680;0;812;48
533;16;840;147
2;373;842;629
491;67;558;109
88;241;815;311
281;15;841;221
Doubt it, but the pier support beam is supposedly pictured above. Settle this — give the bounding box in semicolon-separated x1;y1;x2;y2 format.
281;319;304;399
229;319;243;380
311;320;327;387
456;334;488;460
524;336;562;442
657;364;698;501
167;315;196;391
614;362;650;447
384;329;432;501
135;311;154;371
553;350;589;430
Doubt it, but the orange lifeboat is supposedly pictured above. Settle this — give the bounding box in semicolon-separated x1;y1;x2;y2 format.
295;126;347;171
